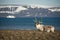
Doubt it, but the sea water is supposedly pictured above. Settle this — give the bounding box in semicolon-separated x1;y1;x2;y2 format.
0;17;60;30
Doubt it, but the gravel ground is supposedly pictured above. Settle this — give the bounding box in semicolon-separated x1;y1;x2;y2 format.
0;30;60;40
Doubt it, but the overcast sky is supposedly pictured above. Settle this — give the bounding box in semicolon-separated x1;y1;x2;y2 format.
0;0;60;7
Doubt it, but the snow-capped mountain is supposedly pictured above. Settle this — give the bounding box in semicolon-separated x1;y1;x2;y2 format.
0;5;60;18
48;7;60;12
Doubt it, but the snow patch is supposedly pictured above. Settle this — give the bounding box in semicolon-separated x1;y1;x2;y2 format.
15;6;28;12
48;9;60;12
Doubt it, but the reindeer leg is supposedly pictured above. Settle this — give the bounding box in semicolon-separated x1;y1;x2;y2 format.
47;29;50;32
51;27;55;32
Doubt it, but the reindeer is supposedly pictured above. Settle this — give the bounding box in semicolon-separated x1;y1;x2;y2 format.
34;17;55;32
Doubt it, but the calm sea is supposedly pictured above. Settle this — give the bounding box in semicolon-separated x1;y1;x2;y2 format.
0;17;60;30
